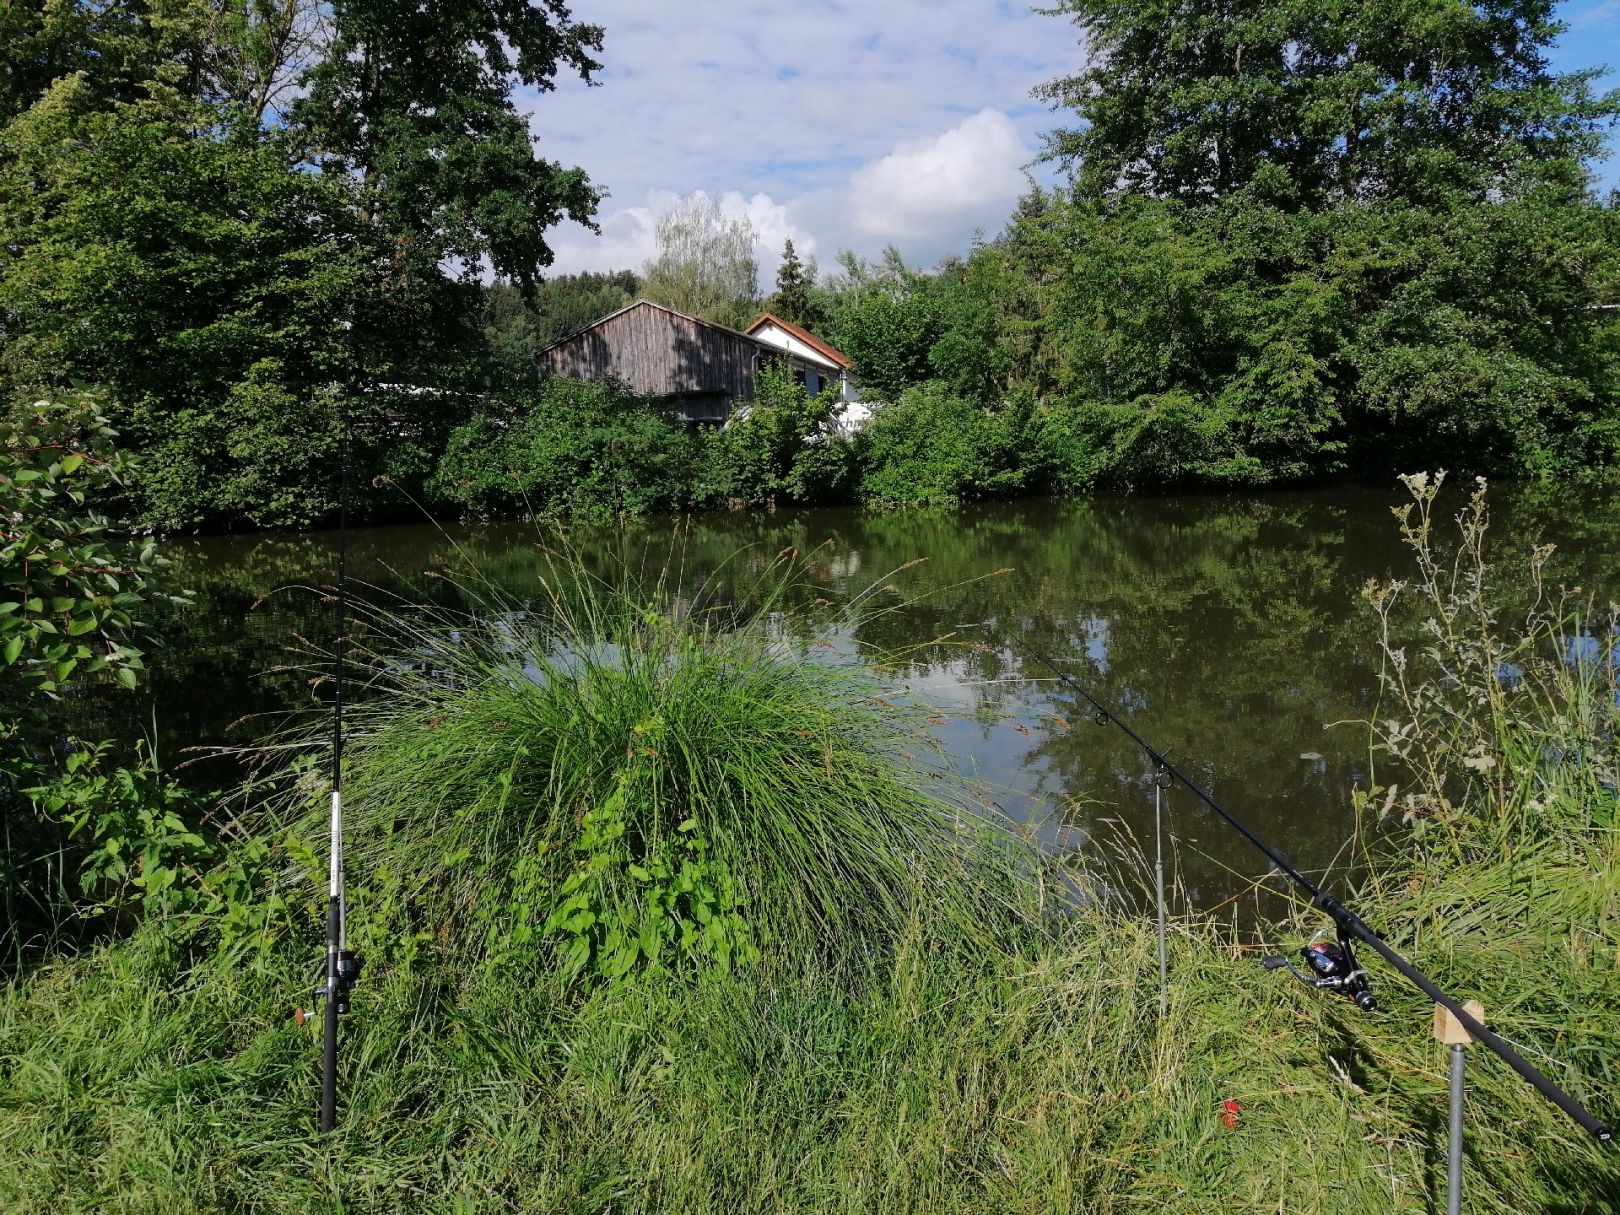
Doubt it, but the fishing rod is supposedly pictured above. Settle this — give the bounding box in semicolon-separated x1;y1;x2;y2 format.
295;428;363;1133
1024;646;1613;1144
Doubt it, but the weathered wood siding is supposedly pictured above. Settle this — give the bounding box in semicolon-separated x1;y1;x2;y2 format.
539;302;762;413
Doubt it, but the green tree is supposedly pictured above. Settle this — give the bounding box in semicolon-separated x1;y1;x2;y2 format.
295;0;603;287
1020;1;1620;483
1;0;609;528
768;237;819;328
642;193;761;330
822;249;941;402
0;80;369;527
1036;0;1619;207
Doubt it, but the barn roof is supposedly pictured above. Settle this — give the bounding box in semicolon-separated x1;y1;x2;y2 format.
745;313;852;369
538;298;774;356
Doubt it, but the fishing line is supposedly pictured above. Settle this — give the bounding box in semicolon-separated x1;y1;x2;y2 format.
1024;645;1613;1143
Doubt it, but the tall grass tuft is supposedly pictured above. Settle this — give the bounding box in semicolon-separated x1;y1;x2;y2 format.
270;547;1027;986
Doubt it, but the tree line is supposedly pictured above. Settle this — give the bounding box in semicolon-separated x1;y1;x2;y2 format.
4;0;1620;533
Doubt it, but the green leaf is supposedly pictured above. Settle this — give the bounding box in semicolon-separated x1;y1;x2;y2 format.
114;667;138;689
2;636;21;665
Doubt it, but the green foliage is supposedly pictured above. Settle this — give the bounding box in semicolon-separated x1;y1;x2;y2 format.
431;377;701;519
1036;0;1619;206
857;382;1032;505
294;0;603;288
24;742;214;921
822;250;942;401
988;185;1620;485
768;237;819;328
539;740;760;980
1;393;209;955
0;395;156;707
0;0;603;529
703;361;855;505
0;75;370;527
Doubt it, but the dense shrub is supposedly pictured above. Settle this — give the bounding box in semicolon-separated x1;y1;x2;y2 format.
702;361;855;506
857;382;1032;505
431;378;701;520
1;393;206;958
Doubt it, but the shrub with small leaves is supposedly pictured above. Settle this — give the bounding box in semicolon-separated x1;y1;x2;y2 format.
2;392;203;952
1;393;161;710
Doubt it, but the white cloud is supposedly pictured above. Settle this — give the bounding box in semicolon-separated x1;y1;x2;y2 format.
846;109;1030;244
518;2;1079;281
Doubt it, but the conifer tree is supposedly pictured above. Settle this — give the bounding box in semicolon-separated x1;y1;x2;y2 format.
770;238;817;327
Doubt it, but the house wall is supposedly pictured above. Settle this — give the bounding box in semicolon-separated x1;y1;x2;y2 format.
539;302;764;420
750;322;841;372
749;321;863;407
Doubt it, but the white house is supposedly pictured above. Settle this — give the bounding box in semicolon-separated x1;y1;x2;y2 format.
745;313;870;426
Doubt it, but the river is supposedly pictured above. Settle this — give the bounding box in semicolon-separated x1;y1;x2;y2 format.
96;480;1620;917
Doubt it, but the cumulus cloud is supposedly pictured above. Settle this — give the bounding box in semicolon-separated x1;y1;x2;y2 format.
521;2;1080;280
847;109;1030;244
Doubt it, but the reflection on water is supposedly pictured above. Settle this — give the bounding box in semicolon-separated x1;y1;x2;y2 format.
87;482;1620;915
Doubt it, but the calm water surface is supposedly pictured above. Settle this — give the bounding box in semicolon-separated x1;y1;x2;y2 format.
104;482;1620;915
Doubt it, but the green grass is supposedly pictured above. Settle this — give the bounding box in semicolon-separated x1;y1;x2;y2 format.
2;527;1617;1213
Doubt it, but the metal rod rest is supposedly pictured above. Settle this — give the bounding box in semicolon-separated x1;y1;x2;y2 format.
1448;1044;1466;1215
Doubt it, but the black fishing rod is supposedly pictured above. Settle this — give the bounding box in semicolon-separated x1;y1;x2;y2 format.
1025;647;1613;1144
296;431;363;1132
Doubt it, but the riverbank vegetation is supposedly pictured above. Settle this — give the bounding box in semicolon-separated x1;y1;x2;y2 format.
4;2;1619;530
2;476;1617;1211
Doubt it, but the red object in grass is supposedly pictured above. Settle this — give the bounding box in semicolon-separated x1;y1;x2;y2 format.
1221;1099;1241;1129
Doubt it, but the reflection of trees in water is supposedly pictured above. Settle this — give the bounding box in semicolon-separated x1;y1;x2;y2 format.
70;484;1620;903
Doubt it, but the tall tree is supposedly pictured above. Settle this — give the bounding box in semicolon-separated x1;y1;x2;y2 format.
0;0;610;527
641;194;760;330
1036;0;1620;206
769;237;818;328
295;0;603;289
1019;2;1620;485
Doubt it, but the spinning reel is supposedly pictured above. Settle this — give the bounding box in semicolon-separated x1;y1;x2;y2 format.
294;949;363;1026
1263;927;1377;1013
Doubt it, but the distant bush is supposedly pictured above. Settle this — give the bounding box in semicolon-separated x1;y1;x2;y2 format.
856;382;1032;505
431;378;701;520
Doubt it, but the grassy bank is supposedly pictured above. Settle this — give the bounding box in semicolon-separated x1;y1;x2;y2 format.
2;501;1617;1213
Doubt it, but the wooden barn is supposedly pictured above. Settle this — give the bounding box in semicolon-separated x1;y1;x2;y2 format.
536;299;850;423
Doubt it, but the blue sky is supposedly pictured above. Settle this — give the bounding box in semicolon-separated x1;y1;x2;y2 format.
528;1;1620;283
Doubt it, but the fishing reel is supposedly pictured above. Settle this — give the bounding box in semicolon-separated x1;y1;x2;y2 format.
294;950;363;1025
1263;929;1377;1013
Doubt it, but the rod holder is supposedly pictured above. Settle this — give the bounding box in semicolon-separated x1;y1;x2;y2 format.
1434;999;1484;1215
